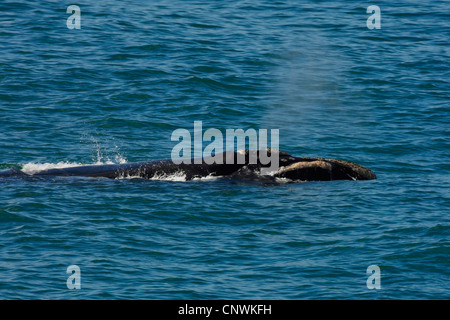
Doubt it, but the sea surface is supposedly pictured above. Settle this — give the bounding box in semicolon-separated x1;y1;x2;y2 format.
0;0;449;299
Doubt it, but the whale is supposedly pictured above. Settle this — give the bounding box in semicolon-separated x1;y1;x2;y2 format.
0;150;376;182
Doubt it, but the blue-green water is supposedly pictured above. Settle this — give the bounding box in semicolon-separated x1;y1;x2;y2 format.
0;0;449;299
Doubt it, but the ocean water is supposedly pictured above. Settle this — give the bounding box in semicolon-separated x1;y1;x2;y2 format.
0;0;449;299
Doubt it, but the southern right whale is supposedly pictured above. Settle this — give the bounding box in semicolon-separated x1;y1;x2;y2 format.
0;150;376;182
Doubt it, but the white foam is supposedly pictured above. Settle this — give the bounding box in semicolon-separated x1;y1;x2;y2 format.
149;170;187;182
21;161;86;174
116;175;146;180
114;154;128;164
275;177;297;184
113;169;189;181
192;174;220;181
21;159;129;175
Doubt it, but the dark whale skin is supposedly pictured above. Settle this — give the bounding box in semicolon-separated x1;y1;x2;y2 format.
0;150;376;182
